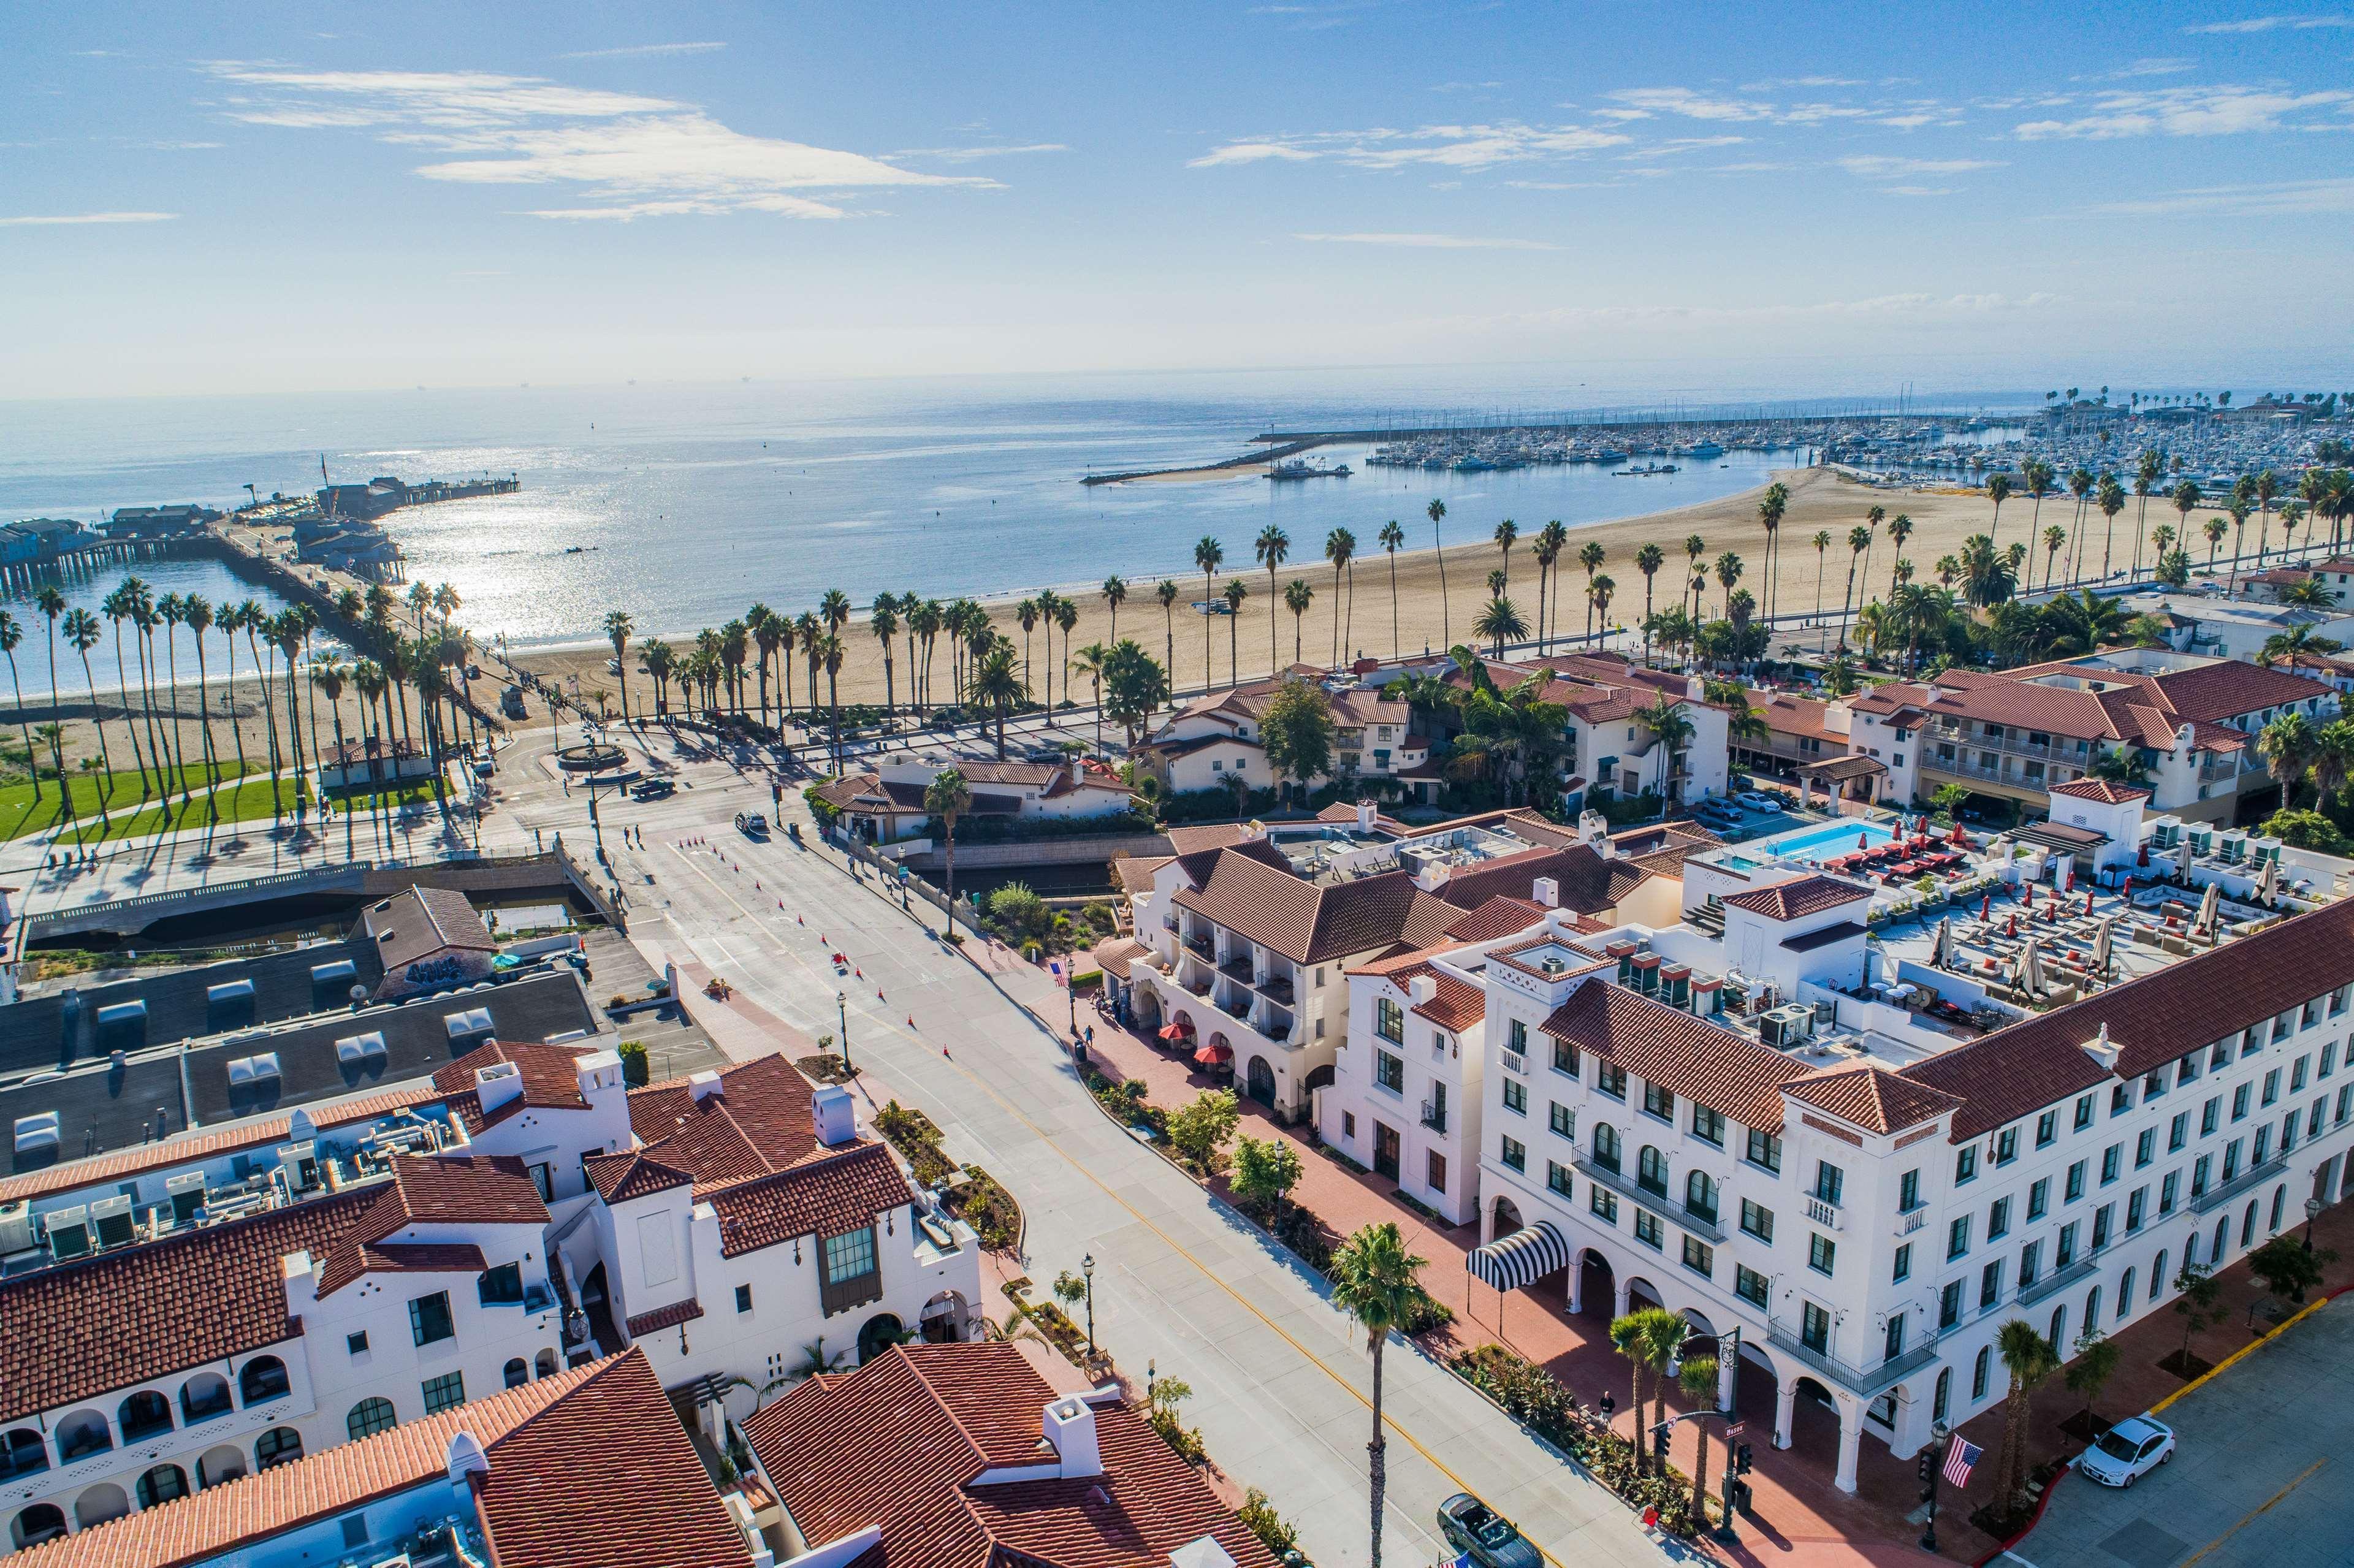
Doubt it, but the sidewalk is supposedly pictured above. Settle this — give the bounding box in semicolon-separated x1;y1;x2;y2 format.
1074;1007;2354;1568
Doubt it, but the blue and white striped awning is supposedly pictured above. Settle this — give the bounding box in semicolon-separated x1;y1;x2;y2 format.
1468;1219;1571;1293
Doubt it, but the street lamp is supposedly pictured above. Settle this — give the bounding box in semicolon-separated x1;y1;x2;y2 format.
1081;1252;1097;1358
1919;1417;1951;1553
836;990;851;1073
2306;1196;2325;1252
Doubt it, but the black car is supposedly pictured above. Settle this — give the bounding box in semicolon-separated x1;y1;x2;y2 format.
1438;1493;1539;1568
630;779;676;801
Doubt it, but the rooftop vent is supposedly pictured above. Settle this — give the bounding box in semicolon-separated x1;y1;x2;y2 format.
1041;1395;1102;1479
88;1193;135;1248
811;1083;856;1147
1541;956;1567;976
12;1112;60;1159
1168;1538;1238;1568
474;1059;524;1117
445;1430;489;1486
688;1070;725;1105
336;1030;389;1065
444;1007;495;1040
1532;876;1560;908
227;1051;282;1087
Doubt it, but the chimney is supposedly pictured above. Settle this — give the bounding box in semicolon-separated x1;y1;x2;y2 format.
1407;975;1438;1006
445;1430;489;1488
1355;799;1377;831
2083;1021;2121;1071
288;1107;316;1143
282;1250;318;1318
1041;1396;1102;1479
688;1069;725;1105
1580;810;1614;856
1685;672;1706;700
473;1060;524;1119
811;1083;856;1147
1531;876;1559;908
576;1048;624;1098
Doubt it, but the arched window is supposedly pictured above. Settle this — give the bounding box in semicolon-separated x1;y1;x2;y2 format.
239;1356;289;1406
1971;1345;1990;1400
2047;1304;2067;1349
54;1409;112;1465
2081;1287;2100;1341
0;1428;48;1483
504;1358;530;1389
2150;1251;2168;1302
11;1504;67;1550
346;1398;397;1441
2242;1199;2260;1247
196;1447;246;1491
2185;1230;2201;1267
534;1349;558;1379
2116;1269;2135;1320
117;1390;173;1443
1637;1145;1669;1197
73;1483;129;1530
2269;1184;2286;1233
1684;1170;1718;1222
1933;1368;1951;1421
180;1372;232;1424
254;1427;303;1471
136;1464;189;1509
1593;1124;1621;1171
2213;1216;2231;1262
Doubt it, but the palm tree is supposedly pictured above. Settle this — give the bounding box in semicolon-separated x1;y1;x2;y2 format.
1683;535;1707;622
2065;466;2095;581
815;633;845;772
1378;520;1407;653
923;769;973;934
870;596;901;717
1102;575;1128;647
34;585;67;798
1194;536;1224;691
2259;622;2344;670
1858;504;1884;606
1474;596;1526;658
1805;527;1832;635
1994;1320;2058;1516
1886;514;1914;600
1491;518;1518;595
1284;579;1314;661
1051;596;1079;712
0;609;34;803
604;610;635;724
1634;542;1666;666
1222;579;1248;684
1679;1355;1721;1522
61;609;110;801
2041;524;2066;593
158;593;191;798
2097;476;2126;582
964;638;1028;759
1531;520;1566;650
906;601;942;712
2203;516;2228;568
1328;1222;1433;1568
1427;498;1450;648
1070;641;1111;754
2258;711;2318;807
1637;692;1695;803
1586;575;1615;650
1837;525;1871;652
1327;527;1356;667
1156;580;1179;677
182;595;219;790
2021;460;2054;562
1986;473;2014;550
1609;1306;1686;1475
311;658;356;857
2253;468;2280;565
1713;552;1744;620
1578;541;1606;642
638;637;674;716
348;657;389;849
746;603;780;723
1255;525;1290;675
1754;481;1788;621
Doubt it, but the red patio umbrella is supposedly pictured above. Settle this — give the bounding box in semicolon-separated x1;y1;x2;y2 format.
1193;1041;1233;1070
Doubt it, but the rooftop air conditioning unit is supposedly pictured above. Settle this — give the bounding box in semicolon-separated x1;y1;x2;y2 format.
1747;983;1781;1017
44;1204;90;1260
1758;1005;1816;1051
0;1199;34;1257
166;1171;207;1226
88;1193;135;1249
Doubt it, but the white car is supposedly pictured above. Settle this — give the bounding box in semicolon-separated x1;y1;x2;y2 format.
1735;791;1784;812
2076;1414;2175;1488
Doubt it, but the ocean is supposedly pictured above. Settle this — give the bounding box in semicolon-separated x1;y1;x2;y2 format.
1;367;2029;695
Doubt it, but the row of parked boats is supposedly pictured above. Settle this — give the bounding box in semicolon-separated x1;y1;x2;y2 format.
1365;435;1726;472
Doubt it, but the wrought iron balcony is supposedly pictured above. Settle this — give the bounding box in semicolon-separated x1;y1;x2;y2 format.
1764;1321;1941;1398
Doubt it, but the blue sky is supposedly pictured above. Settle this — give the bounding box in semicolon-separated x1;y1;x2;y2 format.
5;1;2352;398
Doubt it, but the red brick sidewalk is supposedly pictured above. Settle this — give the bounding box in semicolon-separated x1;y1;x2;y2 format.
1078;1011;2354;1568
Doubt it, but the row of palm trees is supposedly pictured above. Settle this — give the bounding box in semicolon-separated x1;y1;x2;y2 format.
1;571;480;852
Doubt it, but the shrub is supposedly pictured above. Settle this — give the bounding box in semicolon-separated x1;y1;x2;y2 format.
617;1040;649;1087
1165;1089;1240;1176
1237;1488;1300;1555
986;881;1051;938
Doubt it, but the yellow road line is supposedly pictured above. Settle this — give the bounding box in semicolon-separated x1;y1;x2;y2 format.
2176;1458;2325;1568
665;840;1586;1564
2150;1295;2334;1415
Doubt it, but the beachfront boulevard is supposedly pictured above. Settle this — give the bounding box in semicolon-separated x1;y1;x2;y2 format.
464;721;1667;1566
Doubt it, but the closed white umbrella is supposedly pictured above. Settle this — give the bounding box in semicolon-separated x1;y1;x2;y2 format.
2093;916;2114;976
2017;935;2044;994
2257;854;2278;901
1932;916;1954;969
2197;880;2221;935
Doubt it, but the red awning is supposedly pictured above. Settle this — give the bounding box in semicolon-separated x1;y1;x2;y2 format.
1158;1021;1194;1041
1193;1042;1233;1068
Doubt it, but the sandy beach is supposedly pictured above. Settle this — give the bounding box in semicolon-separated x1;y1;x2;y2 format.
497;464;2176;716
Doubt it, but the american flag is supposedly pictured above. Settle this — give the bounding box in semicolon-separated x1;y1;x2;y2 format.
1943;1433;1983;1488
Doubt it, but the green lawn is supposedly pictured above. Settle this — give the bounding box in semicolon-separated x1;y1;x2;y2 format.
323;778;442;813
1;764;305;845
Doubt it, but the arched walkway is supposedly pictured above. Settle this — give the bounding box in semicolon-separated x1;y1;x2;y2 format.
1245;1055;1276;1106
856;1312;905;1364
1491;1195;1524;1240
921;1290;971;1344
73;1483;129;1531
196;1444;246;1490
1573;1248;1615;1322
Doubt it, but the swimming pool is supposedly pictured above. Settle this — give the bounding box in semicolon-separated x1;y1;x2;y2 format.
1760;818;1899;862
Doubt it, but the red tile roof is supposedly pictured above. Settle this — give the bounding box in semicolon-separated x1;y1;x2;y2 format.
1722;875;1872;921
1539;983;1814;1130
707;1143;914;1259
0;1189;372;1425
364;885;495;973
627;1297;706;1336
1089;937;1150;981
1441;896;1550;943
2046;777;2151;804
1782;1066;1962;1135
435;1037;600;1131
583;1148;696;1203
744;1342;1276;1568
1173;852;1426;964
317;1154;550;1295
1434;845;1650;915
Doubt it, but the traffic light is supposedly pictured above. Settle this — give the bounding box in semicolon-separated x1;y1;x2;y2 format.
1918;1450;1937;1504
1652;1424;1670;1468
1733;1480;1753;1515
1736;1444;1753;1475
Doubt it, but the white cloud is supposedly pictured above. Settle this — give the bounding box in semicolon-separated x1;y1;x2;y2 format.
890;143;1068;162
2016;84;2352;137
1293;230;1558;249
1739;75;1864;91
2089;177;2354;215
1606;87;1778;122
2104;58;2195;78
2184;13;2353;32
0;210;178;226
558;42;728;59
1837;154;2004;177
1622;135;1748;159
205;64;988;219
1190;121;1630;170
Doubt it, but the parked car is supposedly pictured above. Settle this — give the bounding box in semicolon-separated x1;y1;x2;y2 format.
1735;790;1784;812
2076;1414;2174;1488
1437;1494;1539;1568
631;779;676;801
1024;746;1065;764
734;811;768;837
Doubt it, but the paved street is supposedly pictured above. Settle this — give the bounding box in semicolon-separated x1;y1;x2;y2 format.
2010;1295;2353;1568
480;717;1678;1568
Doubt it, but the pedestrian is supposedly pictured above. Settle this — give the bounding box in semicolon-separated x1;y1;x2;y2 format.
1085;1024;1095;1049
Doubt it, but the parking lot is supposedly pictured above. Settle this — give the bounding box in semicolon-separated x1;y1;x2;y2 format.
2009;1295;2351;1568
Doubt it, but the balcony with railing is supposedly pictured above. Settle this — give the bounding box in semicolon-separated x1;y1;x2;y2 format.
1765;1320;1941;1396
1807;1196;1844;1231
1184;929;1216;962
1420;1100;1448;1133
1257;970;1295;1005
2016;1253;2097;1309
2189;1154;2289;1214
